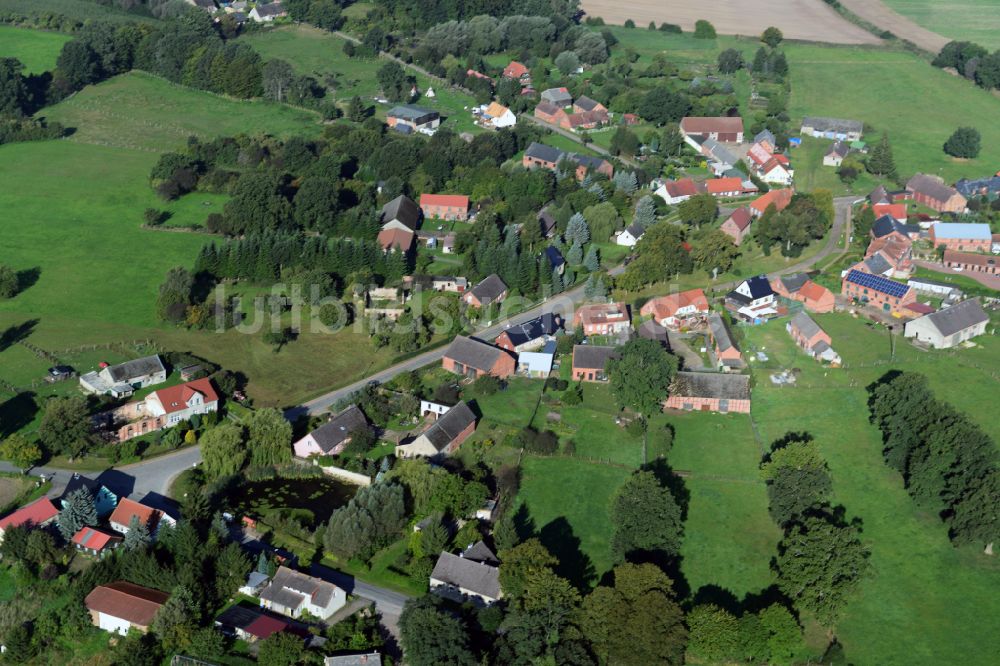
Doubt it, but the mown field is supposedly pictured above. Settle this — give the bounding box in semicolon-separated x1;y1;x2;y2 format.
0;25;70;74
0;0;159;24
40;71;321;152
883;0;1000;49
740;314;1000;664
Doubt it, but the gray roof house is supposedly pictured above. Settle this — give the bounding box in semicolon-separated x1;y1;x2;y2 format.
464;274;508;307
800;116;863;140
259;566;347;620
904;299;989;349
380;195;421;231
430;551;501;606
396;402;477;458
524;142;565;165
442;335;515;377
293;405;370;458
79;355;167;398
324;654;382;666
462;541;499;566
571;345;619;381
540;87;572;107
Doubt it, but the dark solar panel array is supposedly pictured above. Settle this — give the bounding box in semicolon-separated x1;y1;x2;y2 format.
845;269;909;298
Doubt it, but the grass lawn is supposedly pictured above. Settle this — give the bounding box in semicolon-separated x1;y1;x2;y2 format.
742;314;1000;664
323;538;426;597
0;26;70;74
0;0;159;24
785;43;1000;183
655;411;780;599
41;71;321;153
911;265;999;296
0;475;38;514
883;0;1000;49
466;377;544;429
242;25;481;134
517;455;632;582
791;135;883;196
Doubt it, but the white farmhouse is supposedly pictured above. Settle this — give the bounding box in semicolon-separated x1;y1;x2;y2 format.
904;299;989;349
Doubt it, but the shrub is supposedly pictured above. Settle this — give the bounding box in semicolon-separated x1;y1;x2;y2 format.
943;127;981;158
660;23;682;33
694;20;716;39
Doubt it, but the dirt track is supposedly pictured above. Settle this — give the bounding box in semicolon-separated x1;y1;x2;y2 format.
580;0;882;45
836;0;950;53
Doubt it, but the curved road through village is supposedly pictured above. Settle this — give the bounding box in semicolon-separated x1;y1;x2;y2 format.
8;195;854;497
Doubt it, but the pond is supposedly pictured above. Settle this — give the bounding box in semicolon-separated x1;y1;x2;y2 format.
224;475;357;529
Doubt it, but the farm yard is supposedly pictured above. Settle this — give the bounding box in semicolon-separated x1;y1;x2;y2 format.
0;25;70;74
580;0;881;44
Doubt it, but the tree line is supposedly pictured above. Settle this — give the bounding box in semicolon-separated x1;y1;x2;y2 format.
869;371;1000;549
933;40;1000;92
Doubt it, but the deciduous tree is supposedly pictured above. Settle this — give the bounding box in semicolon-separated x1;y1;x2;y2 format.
245;408;292;468
607;337;678;415
611;470;683;559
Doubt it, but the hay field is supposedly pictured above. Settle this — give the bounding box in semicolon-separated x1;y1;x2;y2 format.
837;0;951;52
580;0;881;44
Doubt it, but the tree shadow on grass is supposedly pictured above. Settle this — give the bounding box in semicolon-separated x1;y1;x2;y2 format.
16;267;40;295
642;457;691;521
0;319;38;352
538;516;597;591
0;392;37;438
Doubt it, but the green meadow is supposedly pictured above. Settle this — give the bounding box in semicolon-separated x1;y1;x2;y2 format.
0;26;70;74
883;0;1000;49
741;314;1000;664
40;71;321;153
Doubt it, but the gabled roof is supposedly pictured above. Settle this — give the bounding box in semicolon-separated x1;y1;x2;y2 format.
661;179;699;198
444;336;510;372
754;129;776;146
463;541;499;565
261;566;340;610
825;141;850;158
417;402;477;452
572;344;618;370
106;355;165;383
377;228;414;252
742;275;774;299
725;207;753;232
109;498;161;530
431;551;500;599
871;214;917;239
72;526;121;551
150;378;218;415
906;173;963;204
871;203;907;220
540;87;572;104
680;116;744;135
534;101;565;118
624;223;645;239
671;371;750;400
85;582;169;626
544;246;565;268
524;142;564;164
324;654;383;666
863;253;892;275
708;312;737;352
641;288;709;321
420;194;469;209
574;95;602;112
798;280;831;305
567;153;609;172
0;497;58;531
919;299;989;337
254;2;286;16
869;185;890;204
705;177;744;194
779;272;810;293
790;311;823;339
955;176;1000;197
844;269;911;298
386;105;438;122
380;195;420;230
308;405;369;454
750;189;793;215
469;274;508;302
484;101;511;119
503;61;529;78
943;250;998;267
500;313;563;347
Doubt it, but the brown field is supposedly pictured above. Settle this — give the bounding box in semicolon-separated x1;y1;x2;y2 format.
837;0;949;53
0;476;34;511
580;0;882;45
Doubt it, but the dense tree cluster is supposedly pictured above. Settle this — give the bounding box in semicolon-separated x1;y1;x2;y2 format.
753;191;833;257
943;126;981;158
869;372;1000;548
933;40;1000;91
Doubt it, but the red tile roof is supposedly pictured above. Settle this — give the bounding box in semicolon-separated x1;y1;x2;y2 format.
705;177;744;194
640;289;709;321
377;228;415;252
905;302;936;315
680;116;744;135
725;207;753;231
109;498;161;531
151;378;218;415
750;189;794;215
0;497;58;531
503;61;529;79
73;526;121;551
872;203;907;220
85;581;169;626
797;280;832;305
245;614;290;639
420;194;469;209
663;179;699;198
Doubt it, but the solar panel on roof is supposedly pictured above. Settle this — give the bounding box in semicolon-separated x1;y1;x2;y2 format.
846;270;909;298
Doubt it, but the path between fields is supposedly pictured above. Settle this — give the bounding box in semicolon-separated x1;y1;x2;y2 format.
836;0;950;54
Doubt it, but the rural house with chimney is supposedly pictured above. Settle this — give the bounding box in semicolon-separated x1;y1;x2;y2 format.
571;345;618;382
640;289;709;330
85;582;169;635
462;274;508;308
79;355;167;398
573;303;630;336
420;194;469;221
430;550;501;606
259;566;347;620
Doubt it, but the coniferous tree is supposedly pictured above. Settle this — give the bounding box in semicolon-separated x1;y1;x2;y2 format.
584;244;600;271
57;487;98;541
123;515;151;551
867;133;897;177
